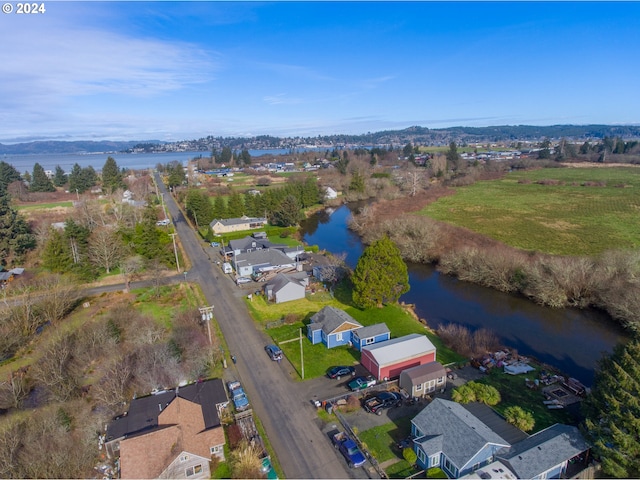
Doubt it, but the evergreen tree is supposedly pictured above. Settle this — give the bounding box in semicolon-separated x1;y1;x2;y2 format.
446;141;461;171
0;161;22;190
349;171;366;193
68;163;96;194
185;189;215;227
271;195;302;227
42;228;73;272
226;192;245;218
166;161;186;188
219;147;233;165
30;163;55;192
0;186;36;266
352;236;409;308
240;148;252;166
583;338;640;477
213;196;227;219
53;165;68;187
101;156;124;193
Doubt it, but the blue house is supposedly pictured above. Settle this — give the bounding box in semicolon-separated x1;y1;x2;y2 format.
307;306;363;349
351;323;391;351
412;399;591;479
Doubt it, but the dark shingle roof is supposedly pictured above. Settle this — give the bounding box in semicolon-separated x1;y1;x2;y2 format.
106;378;227;441
309;306;362;335
413;398;510;471
497;424;590;479
353;323;390;339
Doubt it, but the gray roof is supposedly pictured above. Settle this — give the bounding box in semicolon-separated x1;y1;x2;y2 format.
362;334;436;366
497;424;590;479
400;361;446;384
267;273;307;293
413;398;511;471
353;323;390;340
309;306;362;335
0;272;11;281
228;236;282;252
210;216;266;228
106;378;227;442
235;249;296;269
463;402;529;446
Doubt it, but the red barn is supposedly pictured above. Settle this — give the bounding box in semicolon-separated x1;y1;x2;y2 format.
361;333;436;381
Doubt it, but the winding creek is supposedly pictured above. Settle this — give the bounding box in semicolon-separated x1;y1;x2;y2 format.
301;203;629;386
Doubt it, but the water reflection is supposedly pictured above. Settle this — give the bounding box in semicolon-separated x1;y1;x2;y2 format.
301;204;629;386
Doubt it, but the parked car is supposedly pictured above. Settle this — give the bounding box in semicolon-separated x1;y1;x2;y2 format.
331;431;366;468
327;366;356;379
348;375;376;391
265;344;283;361
156;219;170;226
236;277;252;284
363;391;403;415
211;241;220;247
227;381;250;411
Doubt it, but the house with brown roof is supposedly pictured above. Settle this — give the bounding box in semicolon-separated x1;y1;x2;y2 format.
399;361;447;397
105;378;227;479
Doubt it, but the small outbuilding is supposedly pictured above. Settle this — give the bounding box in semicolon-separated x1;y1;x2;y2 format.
361;333;436;381
399;361;447;397
351;323;391;351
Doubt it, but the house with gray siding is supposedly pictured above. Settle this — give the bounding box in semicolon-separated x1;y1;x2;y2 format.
233;249;297;278
209;216;267;235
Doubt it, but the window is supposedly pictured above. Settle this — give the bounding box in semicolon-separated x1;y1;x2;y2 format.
417;448;426;464
430;455;440;467
180;454;189;463
437;376;445;384
415;383;423;391
473;462;480;471
186;464;203;477
210;446;221;455
335;332;342;342
364;337;375;345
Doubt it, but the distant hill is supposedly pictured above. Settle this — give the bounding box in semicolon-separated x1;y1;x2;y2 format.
2;124;640;155
0;140;162;155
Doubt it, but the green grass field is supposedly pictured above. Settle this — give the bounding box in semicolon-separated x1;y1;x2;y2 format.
15;201;74;210
419;166;640;255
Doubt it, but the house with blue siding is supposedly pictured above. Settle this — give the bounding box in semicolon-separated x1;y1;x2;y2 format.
412;399;511;478
307;306;363;349
351;323;391;351
412;399;591;479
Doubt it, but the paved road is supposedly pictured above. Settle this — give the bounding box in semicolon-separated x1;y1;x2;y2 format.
155;175;357;479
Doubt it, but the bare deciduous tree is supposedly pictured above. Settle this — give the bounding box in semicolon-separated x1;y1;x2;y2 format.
89;226;123;274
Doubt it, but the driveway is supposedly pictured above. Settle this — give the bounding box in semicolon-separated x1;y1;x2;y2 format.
155;175;355;479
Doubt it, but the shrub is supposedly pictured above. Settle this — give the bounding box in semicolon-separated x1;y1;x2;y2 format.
504;405;535;431
403;447;417;465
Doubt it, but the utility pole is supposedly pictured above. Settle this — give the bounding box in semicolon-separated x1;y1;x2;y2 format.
199;306;215;345
170;233;180;273
299;328;304;380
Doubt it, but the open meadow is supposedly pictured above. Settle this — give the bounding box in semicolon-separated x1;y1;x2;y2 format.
419;166;640;256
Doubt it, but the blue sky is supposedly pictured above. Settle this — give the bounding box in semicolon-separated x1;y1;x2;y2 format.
1;1;639;143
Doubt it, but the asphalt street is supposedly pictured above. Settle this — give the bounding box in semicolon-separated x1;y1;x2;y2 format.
154;175;358;479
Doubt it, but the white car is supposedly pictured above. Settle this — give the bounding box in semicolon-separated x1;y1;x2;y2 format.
236;277;252;285
156;219;170;226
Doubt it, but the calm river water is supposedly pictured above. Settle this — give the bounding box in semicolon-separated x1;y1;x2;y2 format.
301;203;629;386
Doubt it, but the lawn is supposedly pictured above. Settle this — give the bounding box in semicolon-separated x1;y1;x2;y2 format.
359;416;414;463
475;367;580;431
420;166;640;255
250;281;466;380
15;201;74;210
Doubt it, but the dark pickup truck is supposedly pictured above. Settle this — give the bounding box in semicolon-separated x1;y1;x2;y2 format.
331;431;366;468
363;391;403;415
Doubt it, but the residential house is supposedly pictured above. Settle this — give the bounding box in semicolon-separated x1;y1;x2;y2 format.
234;249;297;278
105;379;228;479
495;424;591;479
412;398;512;478
307;306;363;349
399;361;447;397
412;398;591;479
324;186;338;200
224;235;283;257
209;216;267;235
264;273;308;304
361;333;436;381
351;323;391;351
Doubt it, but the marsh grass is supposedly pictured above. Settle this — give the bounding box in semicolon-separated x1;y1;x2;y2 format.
420;167;640;255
